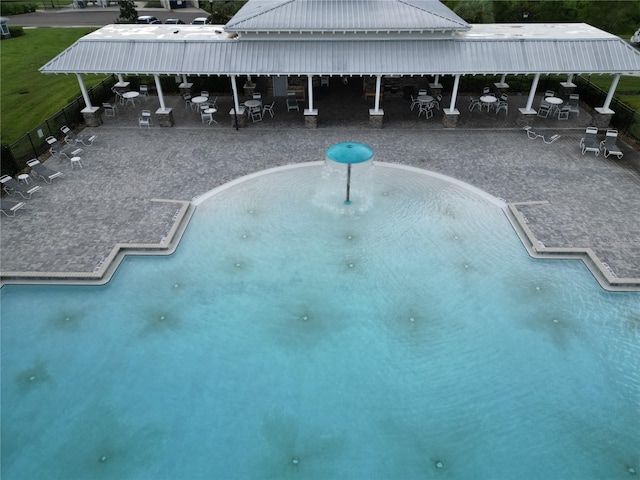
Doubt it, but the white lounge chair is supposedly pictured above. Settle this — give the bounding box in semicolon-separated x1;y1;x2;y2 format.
600;130;623;159
568;94;580;116
27;159;64;183
60;125;97;146
1;174;42;199
580;127;600;156
1;199;26;217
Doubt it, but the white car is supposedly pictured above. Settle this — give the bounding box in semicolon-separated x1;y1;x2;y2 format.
191;17;210;25
631;28;640;46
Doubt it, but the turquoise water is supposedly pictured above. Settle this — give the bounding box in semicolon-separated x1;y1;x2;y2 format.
2;164;639;479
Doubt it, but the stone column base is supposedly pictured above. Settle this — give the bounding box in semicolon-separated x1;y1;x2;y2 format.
428;83;443;96
243;83;256;99
517;108;537;127
230;107;246;128
113;82;130;94
305;109;318;128
493;82;509;96
442;108;459;128
82;107;102;127
178;83;193;97
155;108;174;127
593;108;614;129
558;82;576;99
369;109;384;128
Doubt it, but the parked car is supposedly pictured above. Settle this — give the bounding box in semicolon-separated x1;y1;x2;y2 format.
165;18;186;24
631;28;640;46
191;17;211;25
136;16;162;24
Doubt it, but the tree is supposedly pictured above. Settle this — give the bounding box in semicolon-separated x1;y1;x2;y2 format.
118;0;137;23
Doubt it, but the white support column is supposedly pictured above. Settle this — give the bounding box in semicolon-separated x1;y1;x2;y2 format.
444;74;460;114
307;75;314;111
117;73;124;84
596;73;620;114
494;73;509;92
230;75;240;112
374;75;382;112
182;74;188;84
567;73;574;84
77;73;93;109
434;74;440;84
520;73;540;114
154;74;166;111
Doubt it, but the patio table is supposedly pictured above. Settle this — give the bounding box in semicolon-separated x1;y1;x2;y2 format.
545;96;563;114
480;95;497;111
191;96;208;105
122;91;139;107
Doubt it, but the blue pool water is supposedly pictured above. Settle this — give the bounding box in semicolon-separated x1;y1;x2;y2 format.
1;164;639;479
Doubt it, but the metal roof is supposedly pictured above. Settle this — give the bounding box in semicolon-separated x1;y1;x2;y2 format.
225;0;470;32
40;24;640;76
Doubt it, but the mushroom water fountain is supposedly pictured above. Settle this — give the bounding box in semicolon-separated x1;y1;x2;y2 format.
325;142;374;205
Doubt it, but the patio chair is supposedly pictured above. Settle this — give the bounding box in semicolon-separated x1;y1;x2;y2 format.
1;174;42;199
250;107;262;122
600;129;624;159
209;96;218;109
252;92;262;100
557;106;570;120
27;159;64;183
500;93;509;102
418;89;428;96
544;90;555;98
262;101;275;118
568;94;580;116
418;103;433;119
523;126;542;140
60;125;97;146
138;110;152;128
410;95;419;111
495;100;508;116
139;84;149;99
580;127;600;156
200;109;214;124
482;86;491;95
537;103;551;118
286;94;299;111
468;96;481;112
102;102;118;117
201;90;209;98
114;90;126;105
183;93;194;110
1;199;26;218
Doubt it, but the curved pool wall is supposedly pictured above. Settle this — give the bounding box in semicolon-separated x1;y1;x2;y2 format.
1;163;639;479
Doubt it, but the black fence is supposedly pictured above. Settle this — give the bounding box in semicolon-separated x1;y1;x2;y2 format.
1;76;118;177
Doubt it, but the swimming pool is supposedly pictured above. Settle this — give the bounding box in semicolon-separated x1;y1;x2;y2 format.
2;163;638;479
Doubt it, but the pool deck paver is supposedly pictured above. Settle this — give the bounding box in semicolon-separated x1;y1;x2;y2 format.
1;94;639;289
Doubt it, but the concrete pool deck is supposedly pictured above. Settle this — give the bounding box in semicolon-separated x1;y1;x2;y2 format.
1;95;639;290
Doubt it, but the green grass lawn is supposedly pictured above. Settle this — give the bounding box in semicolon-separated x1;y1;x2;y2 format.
0;28;110;144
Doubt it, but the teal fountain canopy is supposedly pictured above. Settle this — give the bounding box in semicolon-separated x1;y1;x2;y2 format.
325;142;374;205
326;142;374;164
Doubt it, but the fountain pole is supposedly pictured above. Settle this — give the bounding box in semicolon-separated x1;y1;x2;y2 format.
345;163;352;204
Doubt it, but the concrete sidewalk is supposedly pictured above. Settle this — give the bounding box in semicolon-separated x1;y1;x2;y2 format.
1;113;639;289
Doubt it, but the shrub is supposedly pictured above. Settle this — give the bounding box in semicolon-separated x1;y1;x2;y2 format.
0;3;37;15
7;26;26;38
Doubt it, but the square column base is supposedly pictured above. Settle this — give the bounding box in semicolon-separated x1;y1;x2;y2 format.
230;107;246;128
559;82;576;99
493;82;509;96
155;108;174;127
243;83;256;99
517;107;537;127
304;109;318;128
593;108;614;129
179;83;193;97
81;106;102;127
428;83;443;96
369;109;384;128
442;108;459;128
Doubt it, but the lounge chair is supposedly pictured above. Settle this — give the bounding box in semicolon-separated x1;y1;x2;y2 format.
0;174;42;199
1;199;26;217
523;126;560;144
46;135;82;159
27;159;64;183
580;127;600;156
60;125;97;146
600;129;624;159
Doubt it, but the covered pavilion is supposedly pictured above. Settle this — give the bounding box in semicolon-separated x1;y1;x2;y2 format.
40;0;640;128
